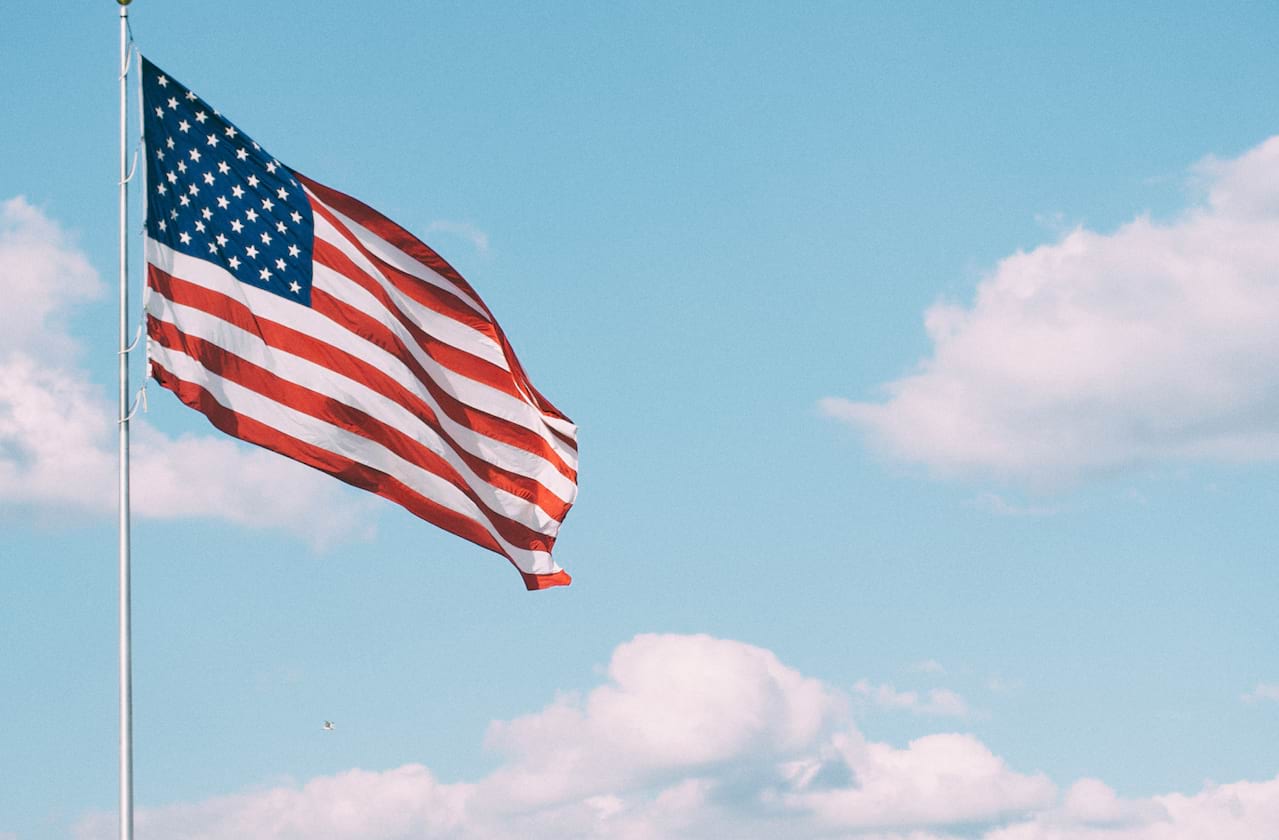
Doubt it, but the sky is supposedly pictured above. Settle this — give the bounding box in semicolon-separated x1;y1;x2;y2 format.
2;2;1278;838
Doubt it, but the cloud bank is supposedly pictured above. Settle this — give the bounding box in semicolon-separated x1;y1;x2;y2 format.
822;136;1279;485
74;634;1279;840
0;196;373;543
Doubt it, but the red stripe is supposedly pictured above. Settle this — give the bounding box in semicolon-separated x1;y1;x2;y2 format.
295;171;575;425
309;199;505;350
149;359;569;590
148;267;576;515
149;264;577;484
148;316;558;554
295;171;491;318
310;238;527;403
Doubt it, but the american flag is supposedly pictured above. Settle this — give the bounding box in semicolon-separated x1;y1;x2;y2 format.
141;57;578;589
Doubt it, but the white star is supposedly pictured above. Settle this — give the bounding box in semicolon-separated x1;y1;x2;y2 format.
154;106;164;118
245;208;259;222
260;231;272;245
203;172;215;185
231;185;245;199
216;234;229;247
189;148;201;162
208;242;218;254
157;75;169;87
177;160;187;173
178;119;190;133
206;133;219;147
265;161;278;174
217;196;230;209
247;175;259;188
288;244;300;258
276;221;287;233
289;281;302;294
228;256;241;269
201;207;213;220
290;211;302;224
246;245;259;259
185;91;197;101
194;220;206;233
167;96;178;110
236;148;249;161
166;137;175;150
217;161;230;175
276;187;289;200
170;208;179;219
179;231;191;244
259;267;272;281
224;125;238;138
275;258;286;270
157;219;167;232
195;111;208;124
231;219;244;233
166;171;177;183
179;195;191;207
261;198;274;212
188;183;200;196
155;149;165;161
156;183;167;195
252;141;260;150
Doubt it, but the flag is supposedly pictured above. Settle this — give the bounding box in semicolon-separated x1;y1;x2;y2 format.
140;57;578;590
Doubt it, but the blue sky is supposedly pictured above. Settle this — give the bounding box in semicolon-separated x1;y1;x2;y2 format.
3;3;1278;838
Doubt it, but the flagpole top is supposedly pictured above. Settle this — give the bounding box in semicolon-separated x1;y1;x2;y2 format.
117;0;132;6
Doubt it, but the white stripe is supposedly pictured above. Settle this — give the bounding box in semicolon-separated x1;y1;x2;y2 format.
310;212;512;371
310;190;488;317
147;288;572;532
148;340;562;576
146;238;579;470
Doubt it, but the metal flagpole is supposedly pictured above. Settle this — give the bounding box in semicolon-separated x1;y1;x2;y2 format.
117;2;135;839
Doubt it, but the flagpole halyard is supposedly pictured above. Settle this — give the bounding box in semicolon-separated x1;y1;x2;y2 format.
117;2;135;840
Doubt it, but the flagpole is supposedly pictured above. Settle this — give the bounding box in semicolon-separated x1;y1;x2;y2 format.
117;2;135;840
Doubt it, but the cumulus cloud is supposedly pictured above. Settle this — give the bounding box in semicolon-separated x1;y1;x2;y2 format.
822;136;1279;485
0;196;373;543
853;679;971;718
77;632;1279;840
481;633;841;808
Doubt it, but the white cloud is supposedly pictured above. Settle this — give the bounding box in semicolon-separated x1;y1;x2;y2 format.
72;633;1279;840
424;219;490;254
1242;683;1279;704
822;135;1279;485
480;633;841;808
785;731;1056;830
0;196;101;361
0;196;374;543
853;679;970;718
988;777;1279;840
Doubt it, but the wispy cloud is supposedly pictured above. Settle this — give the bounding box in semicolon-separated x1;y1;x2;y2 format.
425;220;490;254
822;135;1279;486
1242;683;1279;704
910;659;947;675
968;492;1060;517
853;679;971;718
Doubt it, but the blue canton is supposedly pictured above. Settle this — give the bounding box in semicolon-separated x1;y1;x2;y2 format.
143;56;314;305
